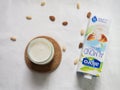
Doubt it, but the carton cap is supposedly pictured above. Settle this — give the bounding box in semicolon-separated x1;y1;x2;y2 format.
84;74;92;79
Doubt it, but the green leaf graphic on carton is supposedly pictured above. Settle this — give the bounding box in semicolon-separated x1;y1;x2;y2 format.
80;66;95;71
97;62;103;72
96;74;100;77
87;57;94;60
85;26;95;36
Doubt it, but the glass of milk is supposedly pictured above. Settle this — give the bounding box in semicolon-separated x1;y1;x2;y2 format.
27;38;54;65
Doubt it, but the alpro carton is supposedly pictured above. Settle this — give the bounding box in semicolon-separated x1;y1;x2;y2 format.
77;16;110;79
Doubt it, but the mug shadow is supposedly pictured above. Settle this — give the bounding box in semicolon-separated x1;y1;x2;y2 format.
29;70;52;87
76;72;98;90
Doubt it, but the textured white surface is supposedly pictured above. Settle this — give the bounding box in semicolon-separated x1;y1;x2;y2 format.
0;0;120;90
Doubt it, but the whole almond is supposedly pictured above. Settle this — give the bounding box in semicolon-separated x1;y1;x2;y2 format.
62;21;68;26
26;16;32;20
87;12;92;19
62;45;66;52
49;16;55;22
10;36;16;41
79;42;83;49
76;3;80;9
74;57;79;65
40;1;46;6
80;29;85;36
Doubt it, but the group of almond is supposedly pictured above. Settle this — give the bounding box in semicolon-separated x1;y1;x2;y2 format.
74;11;92;65
10;1;92;66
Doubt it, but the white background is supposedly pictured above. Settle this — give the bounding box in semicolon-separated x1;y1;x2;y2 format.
0;0;120;90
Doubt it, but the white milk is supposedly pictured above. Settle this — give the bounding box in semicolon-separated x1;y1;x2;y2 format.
27;38;54;65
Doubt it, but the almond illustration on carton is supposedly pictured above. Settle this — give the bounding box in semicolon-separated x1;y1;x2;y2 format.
99;34;107;43
87;33;96;41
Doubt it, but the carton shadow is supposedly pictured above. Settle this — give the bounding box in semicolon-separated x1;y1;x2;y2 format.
76;72;98;90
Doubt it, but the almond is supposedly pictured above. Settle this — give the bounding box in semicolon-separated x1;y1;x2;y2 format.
79;42;83;49
40;1;46;6
87;33;96;41
26;16;32;20
62;21;68;26
49;16;55;22
76;3;80;9
74;57;79;65
87;12;92;19
10;36;16;41
62;45;66;52
80;29;85;36
99;34;107;42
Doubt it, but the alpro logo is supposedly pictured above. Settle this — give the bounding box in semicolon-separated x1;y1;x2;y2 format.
92;16;97;23
92;16;108;23
82;57;100;68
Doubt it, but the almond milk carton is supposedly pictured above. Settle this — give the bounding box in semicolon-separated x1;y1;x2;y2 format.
77;15;110;79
